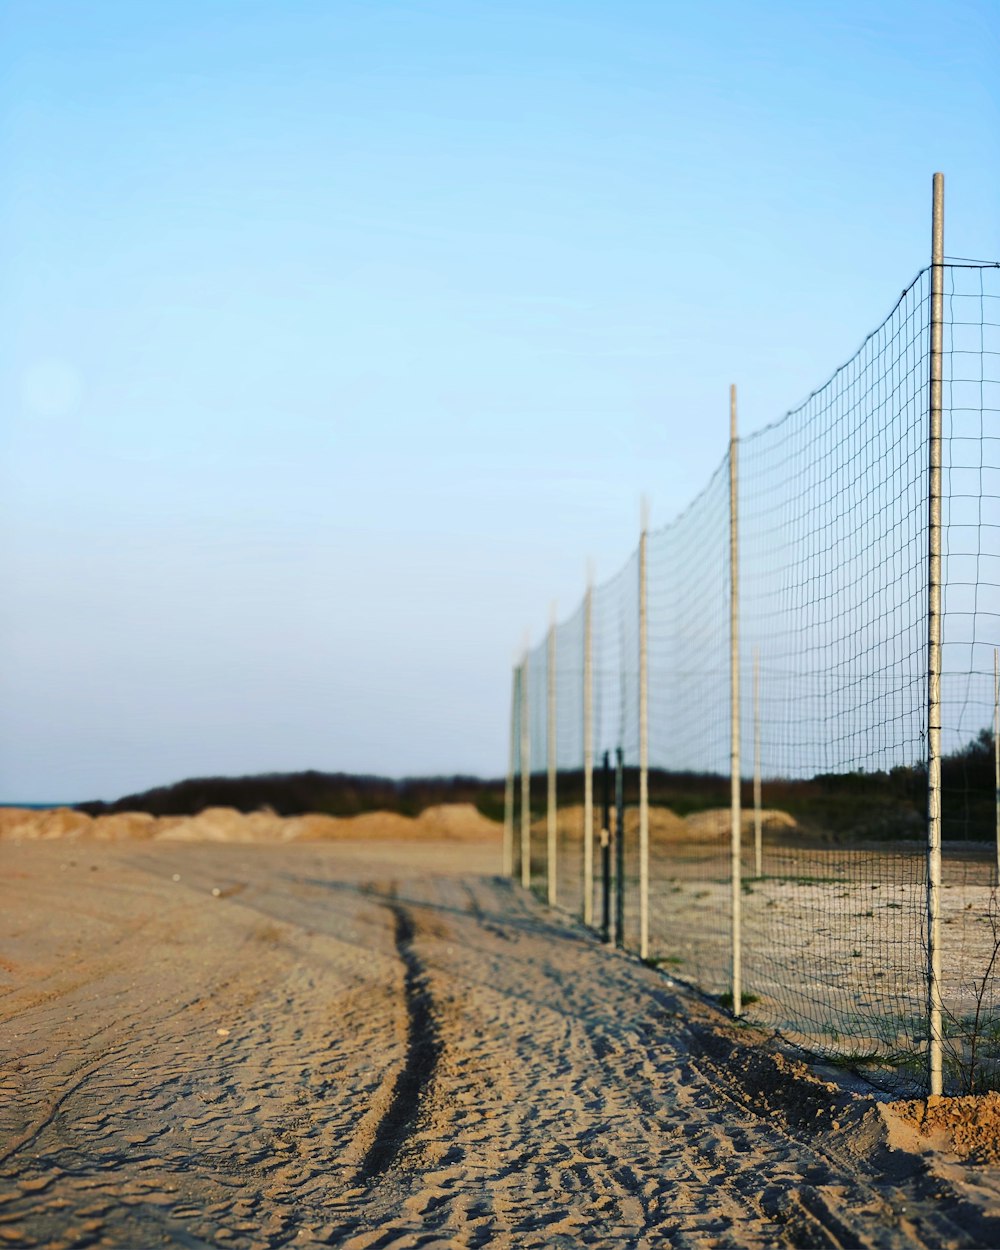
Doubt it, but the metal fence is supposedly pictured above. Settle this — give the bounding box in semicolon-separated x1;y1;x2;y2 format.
503;176;1000;1097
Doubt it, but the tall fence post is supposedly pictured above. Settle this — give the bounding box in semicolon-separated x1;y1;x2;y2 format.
753;647;762;880
583;577;594;925
547;613;558;907
639;505;650;961
729;383;743;1018
503;664;517;876
927;171;945;1098
520;656;531;891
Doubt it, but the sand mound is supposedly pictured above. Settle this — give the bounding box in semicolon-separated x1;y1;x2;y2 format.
529;805;791;843
0;803;803;846
317;811;419;841
527;806;592;838
0;807;94;840
156;807;286;842
415;803;502;840
586;806;689;840
90;811;159;841
0;803;501;844
684;808;798;840
287;805;498;842
530;804;689;841
280;813;345;841
635;806;689;839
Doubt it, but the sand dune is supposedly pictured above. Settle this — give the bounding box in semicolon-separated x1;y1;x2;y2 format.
0;801;501;845
683;806;799;839
0;802;801;847
3;837;1000;1247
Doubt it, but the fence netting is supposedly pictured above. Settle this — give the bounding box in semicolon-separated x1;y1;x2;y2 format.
511;262;1000;1096
938;263;1000;1092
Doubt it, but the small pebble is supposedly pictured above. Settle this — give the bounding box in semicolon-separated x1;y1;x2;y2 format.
212;887;221;897
172;874;181;882
216;1028;230;1037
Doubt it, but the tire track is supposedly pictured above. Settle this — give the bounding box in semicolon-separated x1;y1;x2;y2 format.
384;876;981;1248
357;902;441;1180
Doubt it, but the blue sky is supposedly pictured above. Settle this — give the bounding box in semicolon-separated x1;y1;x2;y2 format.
1;0;998;802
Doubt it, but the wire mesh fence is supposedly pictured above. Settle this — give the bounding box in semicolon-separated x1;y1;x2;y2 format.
507;251;1000;1098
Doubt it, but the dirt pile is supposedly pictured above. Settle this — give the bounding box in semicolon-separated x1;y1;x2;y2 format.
887;1092;1000;1163
0;807;94;841
0;803;500;844
414;803;502;840
532;805;798;842
684;807;798;840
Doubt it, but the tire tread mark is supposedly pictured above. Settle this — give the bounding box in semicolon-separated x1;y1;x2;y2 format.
357;903;441;1180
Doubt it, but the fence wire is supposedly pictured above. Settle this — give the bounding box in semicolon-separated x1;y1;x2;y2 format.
734;270;930;1083
939;263;1000;1093
511;261;1000;1096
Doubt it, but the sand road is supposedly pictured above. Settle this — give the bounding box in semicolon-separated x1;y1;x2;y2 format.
3;838;1000;1249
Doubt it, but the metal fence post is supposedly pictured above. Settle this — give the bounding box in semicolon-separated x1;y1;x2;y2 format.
729;383;743;1018
927;171;945;1098
520;656;531;891
601;749;611;942
639;507;650;961
615;745;625;949
503;664;517;876
547;614;558;907
583;578;594;925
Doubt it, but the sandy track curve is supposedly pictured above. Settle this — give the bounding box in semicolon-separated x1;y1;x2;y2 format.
2;839;999;1248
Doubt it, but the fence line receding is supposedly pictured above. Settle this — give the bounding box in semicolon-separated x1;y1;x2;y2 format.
507;179;1000;1098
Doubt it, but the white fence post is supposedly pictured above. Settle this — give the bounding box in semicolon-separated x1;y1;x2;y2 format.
520;656;531;891
729;384;743;1018
927;171;945;1098
583;577;594;925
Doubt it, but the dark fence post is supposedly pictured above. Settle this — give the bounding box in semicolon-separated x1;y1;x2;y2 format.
615;746;625;948
601;750;611;942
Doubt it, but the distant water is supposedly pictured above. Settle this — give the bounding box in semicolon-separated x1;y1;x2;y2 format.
0;802;66;810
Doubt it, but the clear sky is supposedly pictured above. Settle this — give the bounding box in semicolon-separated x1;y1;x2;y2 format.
1;0;998;802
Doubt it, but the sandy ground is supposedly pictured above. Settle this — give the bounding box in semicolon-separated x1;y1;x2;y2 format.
543;807;1000;1095
4;815;1000;1247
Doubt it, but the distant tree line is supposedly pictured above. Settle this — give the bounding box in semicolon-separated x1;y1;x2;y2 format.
76;770;508;823
588;729;997;842
76;728;999;841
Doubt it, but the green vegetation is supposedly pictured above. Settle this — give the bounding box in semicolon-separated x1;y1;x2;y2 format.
821;1046;918;1074
718;990;760;1010
766;874;849;886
